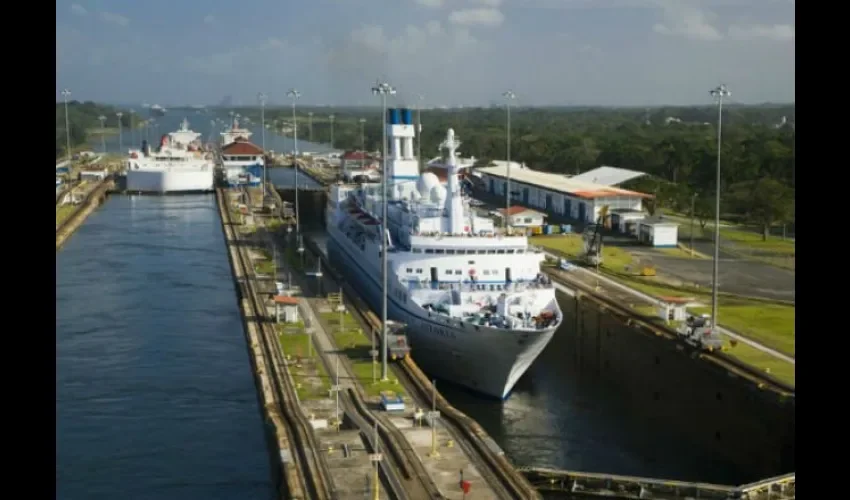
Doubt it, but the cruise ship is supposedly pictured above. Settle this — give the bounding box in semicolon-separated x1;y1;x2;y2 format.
326;108;562;399
125;118;215;194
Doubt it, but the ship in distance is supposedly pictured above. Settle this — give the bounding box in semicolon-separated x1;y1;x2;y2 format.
124;118;215;194
326;107;562;399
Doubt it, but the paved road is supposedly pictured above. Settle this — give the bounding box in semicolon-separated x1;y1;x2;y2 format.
626;244;795;303
541;249;795;364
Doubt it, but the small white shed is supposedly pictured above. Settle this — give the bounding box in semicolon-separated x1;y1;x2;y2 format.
497;207;547;228
273;295;300;323
80;170;107;181
638;220;679;248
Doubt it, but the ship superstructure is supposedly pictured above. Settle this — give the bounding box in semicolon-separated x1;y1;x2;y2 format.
125;118;214;194
326;108;561;399
219;117;263;187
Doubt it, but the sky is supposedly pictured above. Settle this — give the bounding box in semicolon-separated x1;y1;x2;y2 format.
56;0;795;107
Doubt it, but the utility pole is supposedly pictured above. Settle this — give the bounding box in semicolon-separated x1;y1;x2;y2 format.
329;114;336;149
359;118;366;170
98;115;107;153
428;379;440;458
709;84;730;333
287;88;304;260
690;193;697;257
372;80;395;381
308;112;314;142
258;92;267;197
116;112;124;153
502;90;516;232
61;89;72;163
416;94;424;171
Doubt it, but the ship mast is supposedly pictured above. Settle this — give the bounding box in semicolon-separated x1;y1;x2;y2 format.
441;128;465;234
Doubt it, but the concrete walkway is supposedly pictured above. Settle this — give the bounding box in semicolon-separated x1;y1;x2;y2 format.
541;249;795;365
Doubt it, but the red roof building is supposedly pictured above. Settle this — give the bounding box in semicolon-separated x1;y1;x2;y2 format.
222;140;264;156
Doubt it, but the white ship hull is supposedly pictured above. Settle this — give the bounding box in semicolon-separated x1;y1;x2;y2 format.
327;226;556;399
126;168;214;194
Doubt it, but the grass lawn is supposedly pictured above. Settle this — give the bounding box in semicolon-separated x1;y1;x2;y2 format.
532;234;796;358
56;204;78;226
277;324;331;400
719;335;795;386
320;311;405;397
719;227;796;255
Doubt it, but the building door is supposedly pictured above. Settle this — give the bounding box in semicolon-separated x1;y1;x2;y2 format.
564;198;572;218
430;267;438;283
545;194;553;211
523;188;529;204
578;202;586;222
505;267;512;283
489;178;495;193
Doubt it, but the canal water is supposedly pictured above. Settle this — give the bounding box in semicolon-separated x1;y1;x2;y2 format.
56;195;273;500
88;111;333;156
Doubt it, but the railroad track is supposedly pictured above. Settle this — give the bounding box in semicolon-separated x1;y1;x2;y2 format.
298;236;539;500
269;224;443;500
220;188;334;500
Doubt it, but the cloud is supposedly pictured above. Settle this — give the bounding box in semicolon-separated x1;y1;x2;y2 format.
652;1;723;41
203;14;215;25
415;0;444;7
449;8;505;26
70;3;87;16
470;0;502;6
728;23;794;41
99;11;129;27
185;37;297;76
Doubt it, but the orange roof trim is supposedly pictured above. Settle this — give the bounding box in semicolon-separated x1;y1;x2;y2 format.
273;295;299;305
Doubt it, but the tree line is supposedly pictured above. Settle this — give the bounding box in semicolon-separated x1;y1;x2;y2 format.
227;104;796;238
55;101;130;160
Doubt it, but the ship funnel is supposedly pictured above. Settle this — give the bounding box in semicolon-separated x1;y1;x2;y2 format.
401;108;413;125
387;108;401;125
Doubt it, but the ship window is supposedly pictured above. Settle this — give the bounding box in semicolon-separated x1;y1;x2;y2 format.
406;268;413;273
435;249;445;254
415;268;423;274
456;249;466;254
446;249;456;254
492;269;499;274
516;249;524;254
454;270;462;275
497;249;505;254
483;270;491;275
507;249;515;254
445;269;453;275
412;248;422;253
468;260;475;265
425;249;434;254
487;250;496;254
477;250;486;254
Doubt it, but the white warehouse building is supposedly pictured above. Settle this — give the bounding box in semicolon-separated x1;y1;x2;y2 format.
476;164;653;224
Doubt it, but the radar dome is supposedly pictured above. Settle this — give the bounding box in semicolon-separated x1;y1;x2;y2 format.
417;172;441;197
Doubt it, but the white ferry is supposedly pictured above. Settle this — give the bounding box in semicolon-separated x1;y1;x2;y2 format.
125;118;214;194
326;108;561;399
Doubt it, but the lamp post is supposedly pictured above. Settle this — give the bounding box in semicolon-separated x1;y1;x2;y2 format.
502;90;516;232
329;114;335;150
287;88;304;256
61;89;72;162
708;84;730;332
258;92;267;197
98;115;107;153
116;112;124;153
416;94;424;170
359;118;366;169
372;80;396;381
129;109;136;147
308;112;314;142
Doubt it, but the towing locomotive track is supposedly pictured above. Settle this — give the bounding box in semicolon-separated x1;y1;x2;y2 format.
302;236;541;500
218;188;334;500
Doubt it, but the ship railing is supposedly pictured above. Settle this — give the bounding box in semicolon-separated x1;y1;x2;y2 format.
406;278;553;293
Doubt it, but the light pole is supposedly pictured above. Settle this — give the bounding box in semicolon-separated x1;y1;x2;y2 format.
129;109;136;147
258;92;267;197
502;90;516;232
308;112;314;142
61;89;72;163
359;118;366;169
690;192;697;257
98;115;107;153
416;94;424;170
709;84;730;332
287;88;304;254
372;80;395;381
329;114;335;150
116;112;124;153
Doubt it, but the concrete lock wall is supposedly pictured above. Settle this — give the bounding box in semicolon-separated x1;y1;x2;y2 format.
557;294;795;478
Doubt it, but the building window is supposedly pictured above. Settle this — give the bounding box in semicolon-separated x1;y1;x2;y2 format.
524;217;533;223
